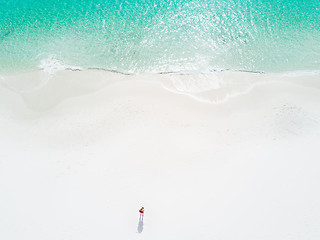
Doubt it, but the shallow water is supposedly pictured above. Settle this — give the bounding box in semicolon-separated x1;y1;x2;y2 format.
1;0;320;74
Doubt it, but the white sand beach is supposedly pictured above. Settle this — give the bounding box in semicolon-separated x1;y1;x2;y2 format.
1;70;320;240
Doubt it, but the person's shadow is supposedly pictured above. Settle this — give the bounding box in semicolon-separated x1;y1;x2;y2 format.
137;215;144;233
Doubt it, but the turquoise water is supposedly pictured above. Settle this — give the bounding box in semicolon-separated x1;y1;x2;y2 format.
1;0;320;74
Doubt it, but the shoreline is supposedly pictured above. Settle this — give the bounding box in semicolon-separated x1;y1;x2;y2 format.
1;68;320;111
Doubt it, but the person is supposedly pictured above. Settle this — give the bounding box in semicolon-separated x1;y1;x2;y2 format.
139;207;144;217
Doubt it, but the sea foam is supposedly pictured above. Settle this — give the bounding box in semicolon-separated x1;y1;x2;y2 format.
39;57;82;74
